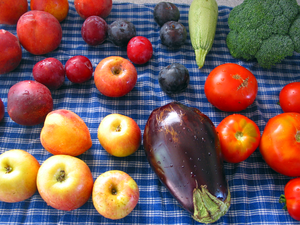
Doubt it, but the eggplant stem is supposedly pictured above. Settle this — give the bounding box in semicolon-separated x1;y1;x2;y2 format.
192;185;231;224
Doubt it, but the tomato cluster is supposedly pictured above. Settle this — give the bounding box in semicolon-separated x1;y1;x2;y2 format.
206;63;300;221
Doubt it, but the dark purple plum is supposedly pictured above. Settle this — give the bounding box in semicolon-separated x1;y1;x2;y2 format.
81;16;108;46
107;19;136;47
158;63;189;95
160;21;187;48
153;2;180;27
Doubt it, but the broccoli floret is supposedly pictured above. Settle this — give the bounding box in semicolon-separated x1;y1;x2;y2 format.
226;0;300;69
255;35;294;69
290;15;300;53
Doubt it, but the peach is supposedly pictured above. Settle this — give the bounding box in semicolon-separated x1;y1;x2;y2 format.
0;0;28;25
16;11;62;55
40;109;92;156
30;0;69;22
0;30;22;75
74;0;112;20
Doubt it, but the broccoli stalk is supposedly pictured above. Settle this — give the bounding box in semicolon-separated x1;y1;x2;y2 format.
226;0;300;69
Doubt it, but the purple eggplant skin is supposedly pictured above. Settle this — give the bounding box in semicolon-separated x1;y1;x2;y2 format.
143;102;230;224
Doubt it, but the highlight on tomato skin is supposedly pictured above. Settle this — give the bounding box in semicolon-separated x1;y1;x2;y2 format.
279;177;300;221
216;114;261;163
204;63;258;112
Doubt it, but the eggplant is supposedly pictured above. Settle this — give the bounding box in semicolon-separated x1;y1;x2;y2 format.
143;102;230;224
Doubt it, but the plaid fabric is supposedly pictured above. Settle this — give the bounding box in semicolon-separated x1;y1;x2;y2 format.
1;2;300;224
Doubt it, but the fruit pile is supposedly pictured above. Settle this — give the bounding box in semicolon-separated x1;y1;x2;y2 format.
1;0;300;224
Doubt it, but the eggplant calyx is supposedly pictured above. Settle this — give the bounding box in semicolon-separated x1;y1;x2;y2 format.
192;185;231;224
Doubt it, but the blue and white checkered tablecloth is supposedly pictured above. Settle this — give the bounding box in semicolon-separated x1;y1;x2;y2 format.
1;2;300;224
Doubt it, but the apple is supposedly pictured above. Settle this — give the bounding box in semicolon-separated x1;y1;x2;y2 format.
74;0;112;20
92;170;139;220
97;113;141;157
94;56;138;97
30;0;69;22
0;149;40;203
40;109;92;156
37;155;94;211
0;0;28;25
0;98;4;121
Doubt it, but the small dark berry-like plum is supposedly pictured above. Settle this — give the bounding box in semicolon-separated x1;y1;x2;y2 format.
160;21;187;48
153;2;180;27
81;16;108;46
158;63;190;95
107;20;136;47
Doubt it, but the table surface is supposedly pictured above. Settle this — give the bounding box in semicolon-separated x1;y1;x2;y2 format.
1;1;300;225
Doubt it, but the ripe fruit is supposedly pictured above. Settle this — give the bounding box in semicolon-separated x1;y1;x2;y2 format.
0;149;40;203
0;30;22;75
30;0;69;22
17;11;62;55
37;155;94;211
160;21;187;48
94;56;137;97
32;57;65;90
65;55;93;84
153;2;180;27
0;0;28;25
74;0;112;20
127;36;153;64
40;109;92;156
7;80;53;126
92;170;139;219
158;63;190;94
97;113;141;157
81;16;108;46
108;20;136;47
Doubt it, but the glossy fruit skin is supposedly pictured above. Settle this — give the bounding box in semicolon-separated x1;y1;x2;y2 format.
160;21;187;48
279;82;300;113
153;2;180;27
259;113;300;177
143;102;230;224
81;16;108;46
280;178;300;221
158;63;189;94
216;114;261;163
0;30;22;75
127;36;153;64
65;55;93;84
7;80;53;126
204;63;258;112
108;20;136;47
32;58;65;90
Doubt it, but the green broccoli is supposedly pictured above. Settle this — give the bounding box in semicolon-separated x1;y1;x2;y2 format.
226;0;300;69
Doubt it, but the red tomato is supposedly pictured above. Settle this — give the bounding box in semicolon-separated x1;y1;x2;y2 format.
279;178;300;221
279;82;300;113
259;113;300;177
204;63;258;112
216;114;261;163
